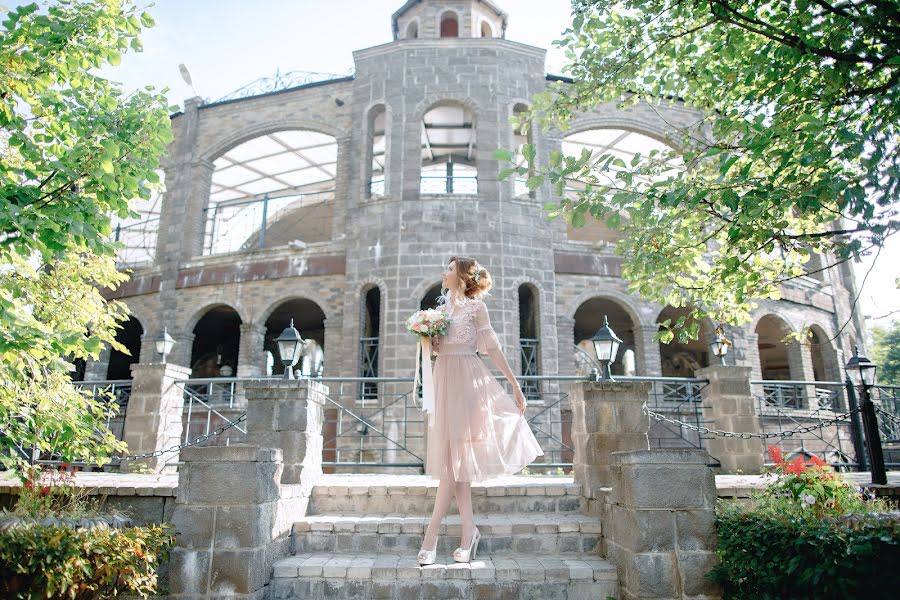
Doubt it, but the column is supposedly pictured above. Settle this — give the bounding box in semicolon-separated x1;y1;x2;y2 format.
696;365;764;473
556;315;576;375
83;346;112;381
123;362;192;473
237;322;266;378
570;380;651;499
605;449;722;600
168;445;284;600
245;378;328;485
636;325;663;376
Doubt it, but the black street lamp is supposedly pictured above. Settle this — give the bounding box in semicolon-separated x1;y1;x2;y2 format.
845;345;886;485
275;319;305;380
155;327;176;363
591;315;623;381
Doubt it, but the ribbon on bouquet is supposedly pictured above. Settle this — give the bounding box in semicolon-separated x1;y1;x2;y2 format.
413;335;436;421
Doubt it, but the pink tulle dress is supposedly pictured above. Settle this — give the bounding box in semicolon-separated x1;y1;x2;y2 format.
424;298;544;482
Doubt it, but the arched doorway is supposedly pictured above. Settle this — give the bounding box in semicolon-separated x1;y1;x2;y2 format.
657;306;711;378
107;316;144;380
190;305;242;378
264;299;326;378
573;297;637;377
420;283;443;310
519;284;541;399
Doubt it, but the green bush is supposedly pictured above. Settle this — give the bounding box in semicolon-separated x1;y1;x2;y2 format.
0;522;174;599
709;502;900;599
708;446;900;599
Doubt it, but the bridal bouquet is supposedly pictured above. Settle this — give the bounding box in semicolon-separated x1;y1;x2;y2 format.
405;308;451;338
406;308;451;420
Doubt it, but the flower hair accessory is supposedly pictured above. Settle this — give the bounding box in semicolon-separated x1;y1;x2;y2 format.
473;265;484;283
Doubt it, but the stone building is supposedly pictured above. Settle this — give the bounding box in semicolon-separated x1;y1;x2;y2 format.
84;0;865;424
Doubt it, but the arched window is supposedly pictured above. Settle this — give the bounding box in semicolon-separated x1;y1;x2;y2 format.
480;21;493;38
205;130;337;254
440;13;459;37
359;286;381;402
513;103;535;199
421;103;477;194
562;128;682;245
573;297;637;377
519;284;540;400
656;306;711;378
406;21;418;39
367;106;387;198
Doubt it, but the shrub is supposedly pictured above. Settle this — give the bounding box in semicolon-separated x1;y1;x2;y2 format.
0;522;174;599
708;446;900;599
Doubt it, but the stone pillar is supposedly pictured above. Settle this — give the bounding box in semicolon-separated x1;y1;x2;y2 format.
123;362;191;473
168;445;286;600
570;380;651;499
636;325;663;377
237;322;266;378
245;379;328;485
556;315;576;376
169;330;196;374
83;345;111;381
742;332;763;381
696;366;764;474
605;449;722;600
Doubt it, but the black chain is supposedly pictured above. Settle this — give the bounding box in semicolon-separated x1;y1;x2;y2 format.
114;414;247;462
643;406;859;439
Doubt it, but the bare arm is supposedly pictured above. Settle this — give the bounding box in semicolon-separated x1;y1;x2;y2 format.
475;301;527;410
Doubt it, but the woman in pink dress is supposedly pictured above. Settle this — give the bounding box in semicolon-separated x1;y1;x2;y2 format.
416;256;545;566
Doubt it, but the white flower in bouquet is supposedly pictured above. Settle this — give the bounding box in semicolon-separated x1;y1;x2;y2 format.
406;309;451;337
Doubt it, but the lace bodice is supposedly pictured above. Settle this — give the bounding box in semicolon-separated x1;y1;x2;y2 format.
435;298;502;354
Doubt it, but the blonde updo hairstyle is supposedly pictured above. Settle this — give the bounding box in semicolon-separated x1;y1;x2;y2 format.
449;256;493;300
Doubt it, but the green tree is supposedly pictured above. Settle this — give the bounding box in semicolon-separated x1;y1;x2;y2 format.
501;0;899;342
871;321;900;385
0;0;173;475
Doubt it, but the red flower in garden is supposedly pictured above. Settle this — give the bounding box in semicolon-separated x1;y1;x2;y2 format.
39;485;51;497
809;455;827;468
767;445;785;466
785;456;808;475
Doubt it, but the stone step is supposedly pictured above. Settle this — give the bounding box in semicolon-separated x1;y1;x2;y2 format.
270;552;618;600
292;513;602;556
309;474;583;515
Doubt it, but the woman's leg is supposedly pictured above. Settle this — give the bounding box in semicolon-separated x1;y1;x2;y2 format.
455;478;475;549
420;442;457;552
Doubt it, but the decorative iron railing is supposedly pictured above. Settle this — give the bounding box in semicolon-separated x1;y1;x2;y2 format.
752;380;857;469
358;338;379;403
871;384;900;468
520;338;540;401
419;175;478;195
202;189;334;255
111;218;159;268
214;68;353;103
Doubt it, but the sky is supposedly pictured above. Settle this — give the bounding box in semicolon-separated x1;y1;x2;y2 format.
96;0;899;338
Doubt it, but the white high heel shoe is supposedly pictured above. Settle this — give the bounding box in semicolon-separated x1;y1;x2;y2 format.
453;526;481;563
417;535;439;566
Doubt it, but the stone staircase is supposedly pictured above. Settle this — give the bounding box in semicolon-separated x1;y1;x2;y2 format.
269;474;618;599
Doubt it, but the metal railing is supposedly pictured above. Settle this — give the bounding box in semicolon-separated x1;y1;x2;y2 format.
623;376;711;455
871;384;900;468
202;189;333;255
520;339;540;401
368;177;385;197
752;380;857;469
177;379;248;456
111;218;159;268
419;175;478;194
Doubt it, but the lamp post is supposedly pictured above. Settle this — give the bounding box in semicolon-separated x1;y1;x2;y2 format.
591;315;622;381
845;345;886;485
155;327;176;363
274;319;304;380
710;333;731;367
